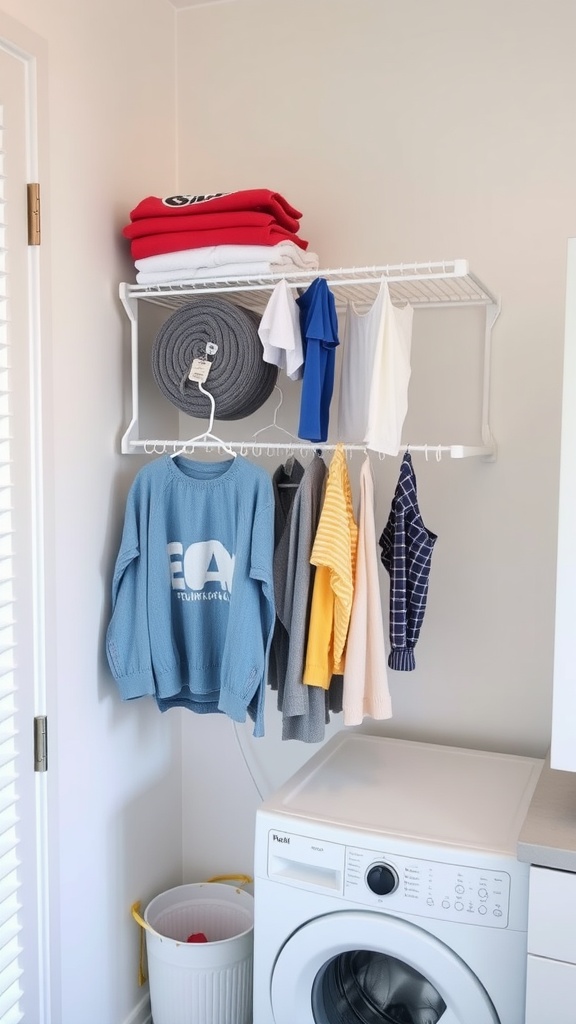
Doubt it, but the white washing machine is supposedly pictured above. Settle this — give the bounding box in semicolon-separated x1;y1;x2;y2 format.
253;732;543;1024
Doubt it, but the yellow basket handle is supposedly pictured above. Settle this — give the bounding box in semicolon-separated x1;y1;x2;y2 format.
131;902;150;986
205;873;252;887
131;875;253;985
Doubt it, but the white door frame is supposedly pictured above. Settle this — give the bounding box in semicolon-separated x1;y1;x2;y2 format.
0;11;53;1024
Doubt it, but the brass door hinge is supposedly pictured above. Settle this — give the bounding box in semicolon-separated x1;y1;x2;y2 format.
34;715;47;772
27;183;41;246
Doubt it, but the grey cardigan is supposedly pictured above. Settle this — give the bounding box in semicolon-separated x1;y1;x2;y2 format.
270;454;342;742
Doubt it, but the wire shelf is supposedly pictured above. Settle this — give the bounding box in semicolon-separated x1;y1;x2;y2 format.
121;259;497;315
118;258;500;459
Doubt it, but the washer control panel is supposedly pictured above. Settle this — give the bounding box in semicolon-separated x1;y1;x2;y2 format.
266;829;511;928
345;846;511;928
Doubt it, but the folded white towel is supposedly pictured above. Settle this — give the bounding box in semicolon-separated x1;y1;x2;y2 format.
134;241;319;275
136;254;321;285
136;262;275;285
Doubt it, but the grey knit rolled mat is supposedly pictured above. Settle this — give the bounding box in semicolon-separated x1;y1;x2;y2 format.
151;297;278;420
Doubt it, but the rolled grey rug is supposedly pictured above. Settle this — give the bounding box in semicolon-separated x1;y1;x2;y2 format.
151;297;278;420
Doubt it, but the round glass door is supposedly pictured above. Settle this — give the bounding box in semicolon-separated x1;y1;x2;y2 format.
270;911;500;1024
312;949;446;1023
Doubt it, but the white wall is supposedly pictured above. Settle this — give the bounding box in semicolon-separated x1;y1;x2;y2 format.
0;2;180;1022
1;0;574;1016
175;0;576;875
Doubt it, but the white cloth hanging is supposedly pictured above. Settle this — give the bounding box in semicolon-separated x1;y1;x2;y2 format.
364;282;414;456
343;456;392;726
258;278;304;381
337;281;386;441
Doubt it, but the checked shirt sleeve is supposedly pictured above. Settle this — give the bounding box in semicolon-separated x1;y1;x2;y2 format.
379;453;437;671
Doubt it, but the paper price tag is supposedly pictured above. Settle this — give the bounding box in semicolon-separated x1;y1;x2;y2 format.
188;358;212;383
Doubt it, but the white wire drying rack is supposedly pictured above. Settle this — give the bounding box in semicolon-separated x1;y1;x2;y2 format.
119;259;500;459
123;258;496;314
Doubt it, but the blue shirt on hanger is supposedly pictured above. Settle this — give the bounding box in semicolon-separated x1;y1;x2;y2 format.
296;277;339;443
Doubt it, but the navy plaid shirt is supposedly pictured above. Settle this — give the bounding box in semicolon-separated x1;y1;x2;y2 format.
379;452;437;671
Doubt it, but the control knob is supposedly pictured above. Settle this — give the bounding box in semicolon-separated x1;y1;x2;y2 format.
366;863;399;896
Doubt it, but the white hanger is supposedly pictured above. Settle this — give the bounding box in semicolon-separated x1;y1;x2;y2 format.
251;385;300;444
171;380;236;459
252;385;303;486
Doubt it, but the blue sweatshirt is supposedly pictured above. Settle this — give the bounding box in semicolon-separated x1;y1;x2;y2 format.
105;455;275;736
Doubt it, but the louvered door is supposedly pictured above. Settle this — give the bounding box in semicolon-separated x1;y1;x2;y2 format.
0;42;46;1024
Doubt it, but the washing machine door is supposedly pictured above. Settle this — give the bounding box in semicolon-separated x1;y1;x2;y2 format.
270;911;500;1024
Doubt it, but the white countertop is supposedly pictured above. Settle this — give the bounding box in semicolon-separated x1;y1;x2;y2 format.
518;755;576;871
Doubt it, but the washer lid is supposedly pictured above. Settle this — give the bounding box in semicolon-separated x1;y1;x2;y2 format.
270;910;499;1024
260;733;543;855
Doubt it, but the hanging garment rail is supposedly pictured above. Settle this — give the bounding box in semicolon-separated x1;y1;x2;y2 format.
118;258;500;459
134;440;491;460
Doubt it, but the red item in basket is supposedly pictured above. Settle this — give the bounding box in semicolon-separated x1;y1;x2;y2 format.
186;932;208;943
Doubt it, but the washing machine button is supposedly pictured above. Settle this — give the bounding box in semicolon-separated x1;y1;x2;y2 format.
366;863;399;896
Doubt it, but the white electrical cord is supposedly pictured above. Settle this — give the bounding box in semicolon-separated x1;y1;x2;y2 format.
232;720;270;801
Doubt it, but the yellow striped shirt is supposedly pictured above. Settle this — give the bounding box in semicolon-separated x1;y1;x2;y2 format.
303;445;358;688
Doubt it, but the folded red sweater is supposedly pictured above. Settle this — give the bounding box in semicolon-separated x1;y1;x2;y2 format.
131;225;308;260
129;190;302;229
123;209;300;240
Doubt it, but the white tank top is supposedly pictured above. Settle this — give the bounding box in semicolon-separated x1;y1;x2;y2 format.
365;282;414;456
337;283;386;442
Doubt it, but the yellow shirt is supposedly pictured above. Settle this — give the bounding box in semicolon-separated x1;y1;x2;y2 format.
303;445;358;688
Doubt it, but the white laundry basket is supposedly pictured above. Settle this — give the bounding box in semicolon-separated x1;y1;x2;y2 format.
132;875;254;1024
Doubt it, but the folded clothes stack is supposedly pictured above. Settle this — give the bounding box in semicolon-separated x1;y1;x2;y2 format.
122;189;319;284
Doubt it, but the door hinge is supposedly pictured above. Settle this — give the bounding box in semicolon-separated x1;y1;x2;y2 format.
27;183;41;246
34;715;47;772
